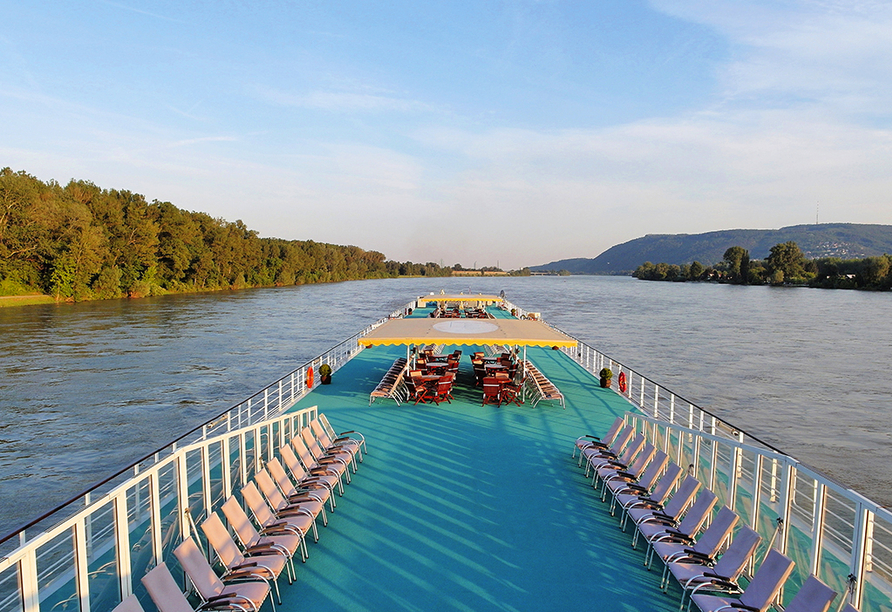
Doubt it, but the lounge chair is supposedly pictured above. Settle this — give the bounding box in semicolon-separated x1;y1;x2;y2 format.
141;562;252;612
688;548;795;612
311;418;362;463
768;575;836;612
173;537;270;612
636;489;718;557
582;426;635;477
291;435;350;485
280;444;342;501
589;434;646;486
663;525;762;607
595;442;655;491
301;427;355;475
625;474;701;541
267;456;334;512
573;416;624;462
221;496;303;569
319;413;366;454
255;469;325;539
242;481;317;550
603;449;669;506
614;462;683;526
201;513;288;604
649;505;739;573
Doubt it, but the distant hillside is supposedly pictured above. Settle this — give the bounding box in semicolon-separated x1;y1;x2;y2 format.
532;224;892;274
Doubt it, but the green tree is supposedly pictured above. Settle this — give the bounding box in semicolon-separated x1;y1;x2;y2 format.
689;261;704;280
767;241;807;283
723;246;749;284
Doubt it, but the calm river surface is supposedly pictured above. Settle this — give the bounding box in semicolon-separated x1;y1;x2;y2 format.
1;276;889;536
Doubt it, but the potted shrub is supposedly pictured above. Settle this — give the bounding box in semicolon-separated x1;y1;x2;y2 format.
319;363;333;385
599;367;613;388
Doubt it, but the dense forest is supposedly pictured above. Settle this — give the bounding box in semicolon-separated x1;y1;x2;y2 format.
633;242;892;290
0;168;452;302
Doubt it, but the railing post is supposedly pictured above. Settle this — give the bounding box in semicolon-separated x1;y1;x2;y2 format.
74;516;91;612
115;492;133;598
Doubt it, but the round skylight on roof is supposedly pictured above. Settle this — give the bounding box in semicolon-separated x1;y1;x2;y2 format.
432;321;499;334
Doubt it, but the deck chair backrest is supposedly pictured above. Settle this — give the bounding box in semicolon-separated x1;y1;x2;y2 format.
839;604;860;612
173;537;225;599
300;428;326;458
255;469;289;512
280;445;309;480
601;417;625;446
201;513;246;568
784;575;837;612
661;475;701;518
737;549;795;611
242;482;278;526
608;427;635;456
310;420;333;446
221;497;263;549
616;434;646;466
693;506;739;557
635;450;669;490
711;526;762;581
625;443;657;478
113;595;145;612
676;490;718;537
266;458;295;495
648;463;683;504
141;563;194;612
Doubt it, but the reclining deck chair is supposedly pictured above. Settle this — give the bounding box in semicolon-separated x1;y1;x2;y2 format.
590;434;647;486
311;418;362;463
574;416;624;463
221;496;303;569
603;449;669;505
267;456;334;512
595;442;655;491
636;489;718;557
142;562;253;612
688;548;795;612
111;595;145;612
663;525;762;609
301;427;355;475
281;443;342;499
626;474;701;541
583;426;635;477
649;505;739;572
614;462;683;525
173;537;271;612
201;513;288;603
291;435;350;486
781;576;837;612
254;470;324;540
242;481;316;555
318;413;366;455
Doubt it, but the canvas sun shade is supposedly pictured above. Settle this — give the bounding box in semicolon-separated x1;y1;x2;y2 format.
360;318;577;348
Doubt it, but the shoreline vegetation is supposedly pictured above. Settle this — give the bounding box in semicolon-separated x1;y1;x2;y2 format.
633;242;892;290
0;168;531;308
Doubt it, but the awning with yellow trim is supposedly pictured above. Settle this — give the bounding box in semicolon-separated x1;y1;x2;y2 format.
361;318;577;348
417;293;503;306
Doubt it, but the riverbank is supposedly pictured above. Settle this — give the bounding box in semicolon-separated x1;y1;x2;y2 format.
0;294;55;308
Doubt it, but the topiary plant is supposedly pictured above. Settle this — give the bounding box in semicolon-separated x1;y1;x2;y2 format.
599;367;613;388
319;363;333;384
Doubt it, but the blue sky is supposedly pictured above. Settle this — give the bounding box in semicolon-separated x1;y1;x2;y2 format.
3;1;891;269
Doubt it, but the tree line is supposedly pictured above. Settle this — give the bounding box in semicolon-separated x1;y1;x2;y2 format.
0;168;452;301
633;242;892;290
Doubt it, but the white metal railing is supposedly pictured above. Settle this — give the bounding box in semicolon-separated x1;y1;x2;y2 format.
0;300;412;554
623;411;892;611
0;405;322;612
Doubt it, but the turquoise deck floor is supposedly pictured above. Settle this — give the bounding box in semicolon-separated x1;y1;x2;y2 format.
280;311;683;611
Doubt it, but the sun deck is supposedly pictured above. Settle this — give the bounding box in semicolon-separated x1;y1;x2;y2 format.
282;306;680;611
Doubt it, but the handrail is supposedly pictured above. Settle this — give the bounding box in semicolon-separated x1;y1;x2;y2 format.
0;300;414;549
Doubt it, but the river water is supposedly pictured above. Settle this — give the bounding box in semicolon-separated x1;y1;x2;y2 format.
1;276;889;537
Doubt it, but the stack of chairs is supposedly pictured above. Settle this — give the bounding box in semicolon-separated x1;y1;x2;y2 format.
520;360;564;408
571;417;844;612
132;414;366;612
369;358;408;405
